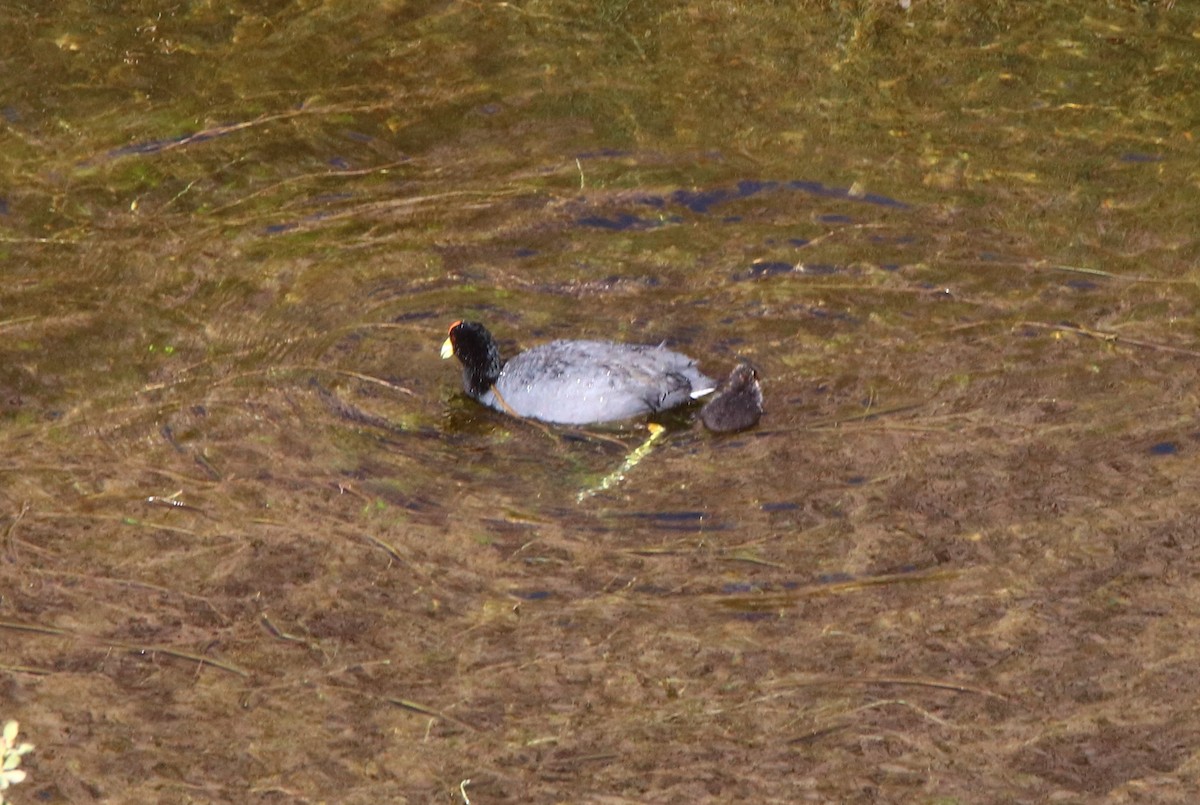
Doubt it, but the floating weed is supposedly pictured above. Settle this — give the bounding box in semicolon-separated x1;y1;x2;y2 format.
577;422;667;502
0;720;34;804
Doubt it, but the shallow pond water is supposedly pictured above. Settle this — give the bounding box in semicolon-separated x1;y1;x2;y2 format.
2;1;1200;802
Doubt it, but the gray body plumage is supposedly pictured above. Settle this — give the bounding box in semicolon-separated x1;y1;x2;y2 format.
474;339;715;425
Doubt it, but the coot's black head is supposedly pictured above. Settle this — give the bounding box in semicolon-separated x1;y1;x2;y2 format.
441;320;503;396
700;361;763;433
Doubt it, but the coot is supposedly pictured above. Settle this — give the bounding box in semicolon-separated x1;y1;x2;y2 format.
441;320;717;426
700;362;763;433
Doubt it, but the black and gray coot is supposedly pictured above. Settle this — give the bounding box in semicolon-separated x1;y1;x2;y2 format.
441;320;718;426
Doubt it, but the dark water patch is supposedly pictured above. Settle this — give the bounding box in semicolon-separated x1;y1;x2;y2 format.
787;179;910;208
572;178;911;240
326;157;352;170
858;192;909;207
104;128;231;160
669;178;910;214
845;476;867;486
620;510;726;532
576;212;666;230
582;179;914;223
512;589;551;600
260;207;343;234
738;179;781;195
761;501;799;512
513;247;538;257
1148;442;1178;456
809;307;858;323
670;186;737;213
575;148;632;160
390;311;441;322
1065;279;1100;291
1119;152;1163;163
335;330;367;351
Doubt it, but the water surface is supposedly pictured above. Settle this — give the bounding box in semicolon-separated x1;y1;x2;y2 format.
2;2;1199;801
